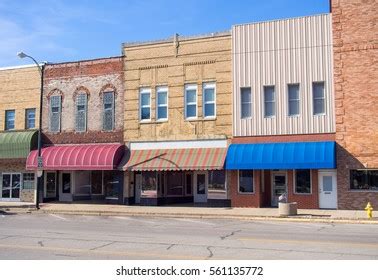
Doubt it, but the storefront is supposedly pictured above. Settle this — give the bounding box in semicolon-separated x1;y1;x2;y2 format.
226;141;337;209
26;143;125;204
122;140;230;207
0;130;38;203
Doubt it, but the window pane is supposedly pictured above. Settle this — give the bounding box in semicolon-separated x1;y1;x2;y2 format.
295;169;311;194
323;176;333;192
76;94;87;132
350;170;378;190
239;170;253;193
264;86;275;102
204;88;214;102
288;84;299;100
186;90;196;103
241;103;251;119
314;99;325;115
91;171;102;195
208;170;226;191
141;107;150;120
204;103;215;117
157;106;167;120
186;104;196;118
241;88;251;103
186;174;192;195
265;102;275;117
22;173;35;189
5;110;15;130
167;172;184;196
50;96;61;132
141;93;150;106
157;91;167;105
289;100;299;116
46;172;56;198
313;82;325;99
104;171;121;198
26;109;36;129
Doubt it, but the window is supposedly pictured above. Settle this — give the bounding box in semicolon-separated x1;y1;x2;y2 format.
208;170;226;192
156;86;168;121
49;95;61;132
91;171;103;195
140;88;151;121
264;86;275;117
288;84;300;116
240;87;252;118
45;172;56;198
350;170;378;191
313;82;325;115
185;173;192;195
238;170;253;193
103;91;114;131
25;108;36;129
167;171;183;196
22;173;35;189
5;110;15;130
185;84;197;119
294;169;311;194
75;93;87;132
141;171;157;196
203;82;216;118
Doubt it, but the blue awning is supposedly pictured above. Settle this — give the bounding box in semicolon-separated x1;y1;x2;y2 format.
225;141;336;170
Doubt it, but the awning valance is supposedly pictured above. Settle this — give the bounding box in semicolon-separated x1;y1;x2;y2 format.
0;130;37;159
122;148;227;171
225;141;336;170
26;144;124;170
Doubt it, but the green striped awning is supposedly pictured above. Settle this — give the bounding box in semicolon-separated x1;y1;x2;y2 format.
0;130;38;159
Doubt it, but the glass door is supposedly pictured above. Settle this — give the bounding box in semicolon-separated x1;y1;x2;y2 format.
194;172;207;203
271;173;287;207
1;173;21;201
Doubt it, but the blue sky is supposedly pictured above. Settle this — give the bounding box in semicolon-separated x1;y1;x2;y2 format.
0;0;329;67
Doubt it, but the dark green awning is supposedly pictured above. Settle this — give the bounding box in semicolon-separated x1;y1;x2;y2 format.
0;130;38;159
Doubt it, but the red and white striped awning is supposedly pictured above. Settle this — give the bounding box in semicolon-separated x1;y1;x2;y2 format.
122;148;227;171
26;144;124;170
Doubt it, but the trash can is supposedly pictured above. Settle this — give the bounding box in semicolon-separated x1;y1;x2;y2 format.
278;202;298;216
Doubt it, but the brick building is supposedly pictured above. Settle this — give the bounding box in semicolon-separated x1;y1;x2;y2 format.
26;58;126;204
120;33;233;206
0;65;40;203
332;0;378;209
226;14;338;209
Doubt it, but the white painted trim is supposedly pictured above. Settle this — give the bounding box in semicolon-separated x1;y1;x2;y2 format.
130;139;227;150
156;86;168;121
184;84;198;120
139;88;151;122
202;82;216;119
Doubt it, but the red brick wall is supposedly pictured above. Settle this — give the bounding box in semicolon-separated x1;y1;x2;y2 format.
332;0;378;209
230;170;261;208
287;170;319;209
232;133;335;144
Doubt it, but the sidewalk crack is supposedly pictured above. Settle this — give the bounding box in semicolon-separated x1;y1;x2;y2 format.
166;244;175;250
90;241;115;251
206;246;214;259
220;230;241;240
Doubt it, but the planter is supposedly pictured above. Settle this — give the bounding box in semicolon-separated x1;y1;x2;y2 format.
278;202;298;216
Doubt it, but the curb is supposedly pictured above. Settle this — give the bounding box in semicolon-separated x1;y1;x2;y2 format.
22;208;378;225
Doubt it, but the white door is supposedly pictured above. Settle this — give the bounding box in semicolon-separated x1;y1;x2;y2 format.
1;173;21;201
135;174;142;204
271;172;287;207
59;172;73;202
318;171;337;209
194;172;208;203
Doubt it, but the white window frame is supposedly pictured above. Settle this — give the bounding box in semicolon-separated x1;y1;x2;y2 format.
75;93;87;133
139;88;151;122
25;108;36;129
184;84;198;120
312;81;326;116
156;86;168;122
240;87;252;119
264;85;276;118
238;170;255;194
202;82;216;119
293;169;312;195
287;84;300;117
102;91;115;131
49;95;61;133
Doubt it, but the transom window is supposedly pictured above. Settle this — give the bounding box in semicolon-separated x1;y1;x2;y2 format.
103;91;115;131
156;86;168;121
203;82;216;118
294;169;311;194
49;95;61;132
185;84;197;119
313;82;325;115
75;93;87;132
288;84;300;116
238;170;254;193
264;86;275;117
140;88;151;121
5;110;15;130
240;87;252;119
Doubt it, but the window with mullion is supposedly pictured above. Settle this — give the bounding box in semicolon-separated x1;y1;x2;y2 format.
240;87;252;119
75;93;87;132
203;82;216;118
313;82;325;115
264;86;275;118
140;89;151;121
5;110;15;130
103;91;114;131
288;84;300;116
49;95;61;132
185;84;197;119
156;87;168;121
25;108;36;129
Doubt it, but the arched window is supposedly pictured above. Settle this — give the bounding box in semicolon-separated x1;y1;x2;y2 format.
75;93;88;132
47;89;64;133
99;84;117;131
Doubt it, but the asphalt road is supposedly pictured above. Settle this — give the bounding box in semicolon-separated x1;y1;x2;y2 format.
0;212;377;260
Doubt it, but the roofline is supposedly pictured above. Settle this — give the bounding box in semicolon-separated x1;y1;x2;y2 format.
122;30;231;48
0;64;42;71
232;13;331;28
46;55;123;66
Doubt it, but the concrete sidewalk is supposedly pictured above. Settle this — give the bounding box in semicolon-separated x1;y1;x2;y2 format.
1;201;376;224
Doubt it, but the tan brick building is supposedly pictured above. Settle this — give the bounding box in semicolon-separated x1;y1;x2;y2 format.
121;33;233;206
0;65;40;202
332;0;378;209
